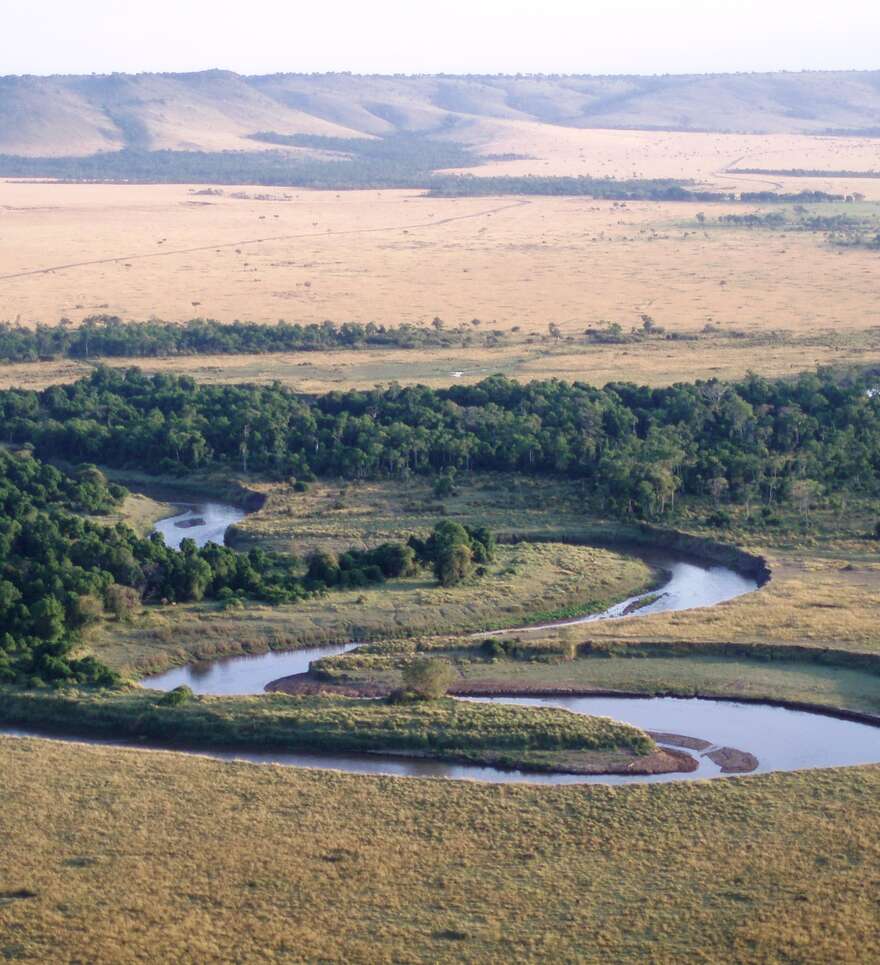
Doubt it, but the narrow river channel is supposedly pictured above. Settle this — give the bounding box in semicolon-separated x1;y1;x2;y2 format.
6;499;879;785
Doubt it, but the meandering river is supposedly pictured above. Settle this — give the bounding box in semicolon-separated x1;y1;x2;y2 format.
6;499;879;784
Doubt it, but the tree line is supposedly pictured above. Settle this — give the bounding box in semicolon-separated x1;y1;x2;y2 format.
0;131;489;190
2;366;878;522
0;316;474;364
427;177;846;204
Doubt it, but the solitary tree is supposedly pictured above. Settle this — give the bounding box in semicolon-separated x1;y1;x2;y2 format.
401;657;456;700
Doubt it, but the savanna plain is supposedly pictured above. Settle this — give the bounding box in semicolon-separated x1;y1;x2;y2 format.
2;105;880;964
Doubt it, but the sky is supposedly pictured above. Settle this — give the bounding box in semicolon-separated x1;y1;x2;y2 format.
3;0;879;77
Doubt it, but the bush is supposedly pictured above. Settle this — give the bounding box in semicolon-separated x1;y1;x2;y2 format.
104;583;141;620
435;542;474;587
399;657;457;700
158;685;194;706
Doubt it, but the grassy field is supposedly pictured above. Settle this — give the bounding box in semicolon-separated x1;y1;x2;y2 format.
2;182;879;344
89;490;174;537
329;651;880;718
5;325;880;396
1;736;877;963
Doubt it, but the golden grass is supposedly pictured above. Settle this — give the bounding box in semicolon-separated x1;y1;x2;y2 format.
590;553;880;652
455;655;880;716
2;181;879;343
453;121;880;198
1;736;877;963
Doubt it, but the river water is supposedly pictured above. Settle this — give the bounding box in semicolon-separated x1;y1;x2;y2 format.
151;500;245;550
6;499;879;785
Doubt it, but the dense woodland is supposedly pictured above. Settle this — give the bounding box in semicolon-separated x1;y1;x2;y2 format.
0;316;473;364
3;367;878;521
0;132;489;189
4;364;879;688
0;448;420;687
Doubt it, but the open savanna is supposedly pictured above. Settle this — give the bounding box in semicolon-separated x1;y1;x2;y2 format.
2;180;879;341
451;121;880;194
1;736;878;963
89;475;656;678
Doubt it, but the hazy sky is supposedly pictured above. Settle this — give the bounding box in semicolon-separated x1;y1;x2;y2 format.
4;0;879;77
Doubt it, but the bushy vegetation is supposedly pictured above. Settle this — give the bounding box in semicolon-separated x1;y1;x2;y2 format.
0;451;128;688
0;448;415;687
732;167;880;180
408;520;496;586
428;174;730;201
4;366;879;522
394;657;458;701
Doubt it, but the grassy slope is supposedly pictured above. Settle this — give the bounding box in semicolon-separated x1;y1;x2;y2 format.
5;70;880;158
1;737;878;963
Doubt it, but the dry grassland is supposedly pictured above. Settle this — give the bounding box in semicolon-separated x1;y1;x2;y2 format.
570;551;880;655
2;178;878;342
453;121;880;194
3;327;879;395
1;736;877;963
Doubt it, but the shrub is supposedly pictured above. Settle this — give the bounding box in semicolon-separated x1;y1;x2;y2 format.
399;657;457;700
158;685;194;706
104;583;141;620
435;542;474;587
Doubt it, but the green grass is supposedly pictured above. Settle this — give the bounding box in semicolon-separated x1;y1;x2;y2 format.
0;686;654;767
452;653;880;715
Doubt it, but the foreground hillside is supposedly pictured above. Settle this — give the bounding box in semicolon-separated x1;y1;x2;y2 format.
1;738;877;963
2;68;880;156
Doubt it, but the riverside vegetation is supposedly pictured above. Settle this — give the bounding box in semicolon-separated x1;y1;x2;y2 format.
2;363;880;959
3;366;878;520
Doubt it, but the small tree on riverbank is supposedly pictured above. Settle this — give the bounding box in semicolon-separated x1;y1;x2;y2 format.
399;657;456;700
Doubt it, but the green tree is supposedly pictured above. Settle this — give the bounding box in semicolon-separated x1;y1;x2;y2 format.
435;542;474;587
401;657;456;700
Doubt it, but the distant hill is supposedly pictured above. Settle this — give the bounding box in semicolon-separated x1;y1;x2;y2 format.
2;69;880;157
